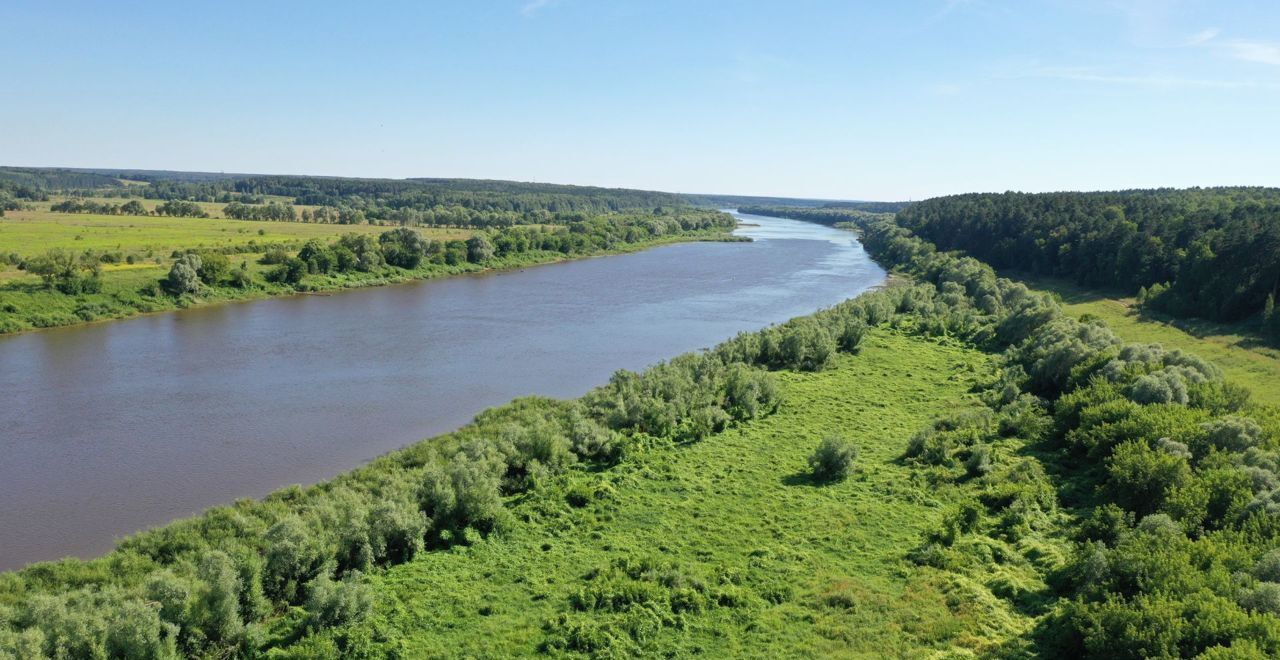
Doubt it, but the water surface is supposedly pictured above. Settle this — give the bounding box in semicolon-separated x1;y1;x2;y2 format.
0;211;884;570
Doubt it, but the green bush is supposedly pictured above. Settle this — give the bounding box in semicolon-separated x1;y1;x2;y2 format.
809;434;857;482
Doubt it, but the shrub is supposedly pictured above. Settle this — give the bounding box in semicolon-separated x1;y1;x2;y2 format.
194;551;243;645
809;434;857;482
775;319;836;371
304;570;374;630
266;258;307;286
196;252;230;285
1238;582;1280;615
965;445;994;477
1106;440;1190;515
228;268;253;289
1255;549;1280;583
263;518;323;604
259;249;290;265
837;317;867;352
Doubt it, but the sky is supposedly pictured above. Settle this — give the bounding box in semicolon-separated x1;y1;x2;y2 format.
1;0;1277;200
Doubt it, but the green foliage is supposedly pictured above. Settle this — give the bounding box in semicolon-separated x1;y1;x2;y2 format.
162;253;202;295
809;434;858;481
195;251;229;285
304;570;373;630
22;248;102;295
895;187;1280;324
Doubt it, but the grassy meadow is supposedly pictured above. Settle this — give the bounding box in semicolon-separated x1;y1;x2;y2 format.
289;330;1020;657
1015;273;1280;408
0;206;470;263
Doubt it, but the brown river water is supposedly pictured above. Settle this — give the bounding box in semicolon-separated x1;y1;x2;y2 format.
0;211;885;570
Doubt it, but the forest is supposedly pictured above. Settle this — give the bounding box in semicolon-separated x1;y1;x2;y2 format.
890;188;1280;331
737;204;897;226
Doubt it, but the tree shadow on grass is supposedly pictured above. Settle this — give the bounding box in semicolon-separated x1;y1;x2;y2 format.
782;471;821;487
783;470;860;488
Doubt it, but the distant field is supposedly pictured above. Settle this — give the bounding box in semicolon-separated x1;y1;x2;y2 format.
1016;273;1280;408
0;209;472;261
312;331;1014;657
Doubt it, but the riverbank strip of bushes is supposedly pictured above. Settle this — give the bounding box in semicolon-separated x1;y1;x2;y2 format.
0;211;740;335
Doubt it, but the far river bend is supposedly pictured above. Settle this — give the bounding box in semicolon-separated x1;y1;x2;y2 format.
0;210;885;570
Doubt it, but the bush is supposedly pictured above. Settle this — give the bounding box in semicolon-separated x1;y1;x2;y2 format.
194;551;243;645
1106;440;1190;515
304;570;374;630
965;445;994;477
228;268;253;289
838;317;867;352
774;319;836;371
266;258;307;286
259;249;290;265
196;252;230;285
809;434;857;482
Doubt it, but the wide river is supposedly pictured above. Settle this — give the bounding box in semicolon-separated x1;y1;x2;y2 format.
0;211;884;570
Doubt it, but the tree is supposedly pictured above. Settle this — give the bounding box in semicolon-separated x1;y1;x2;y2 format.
196;252;230;285
379;228;427;269
266;257;307;286
304;570;373;630
23;248;102;294
120;199;148;215
466;235;495;264
194;551;243;645
809;434;857;482
263;517;323;604
1106;440;1190;515
163;254;203;295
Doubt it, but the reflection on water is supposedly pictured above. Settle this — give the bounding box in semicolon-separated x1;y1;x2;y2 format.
0;210;884;569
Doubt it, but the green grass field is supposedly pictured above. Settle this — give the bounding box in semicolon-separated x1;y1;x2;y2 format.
0;208;470;262
289;331;1019;657
1013;273;1280;408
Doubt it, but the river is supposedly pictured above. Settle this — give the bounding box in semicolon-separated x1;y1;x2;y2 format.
0;210;884;570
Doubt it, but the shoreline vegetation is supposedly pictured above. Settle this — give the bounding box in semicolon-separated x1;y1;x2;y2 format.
6;201;1279;656
0;168;743;336
0;219;742;337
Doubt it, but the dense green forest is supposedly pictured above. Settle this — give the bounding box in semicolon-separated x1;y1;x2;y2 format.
737;204;898;225
891;188;1280;330
4;207;1277;656
0;167;696;229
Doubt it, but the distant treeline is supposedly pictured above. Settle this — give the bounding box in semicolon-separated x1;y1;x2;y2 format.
0;180;50;216
50;172;692;215
738;204;896;225
894;188;1280;325
0;167;122;190
6;167;713;229
49;199;209;218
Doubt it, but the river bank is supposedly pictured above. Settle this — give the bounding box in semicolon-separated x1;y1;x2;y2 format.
0;226;743;336
0;211;884;569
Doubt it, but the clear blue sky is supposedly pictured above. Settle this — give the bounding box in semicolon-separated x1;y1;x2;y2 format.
2;1;1277;200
